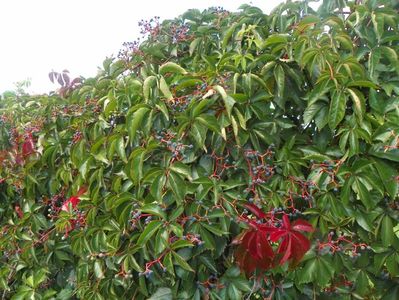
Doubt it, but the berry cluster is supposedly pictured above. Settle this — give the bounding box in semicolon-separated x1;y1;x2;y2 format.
45;192;66;221
323;275;353;295
244;147;275;193
118;40;143;63
71;131;82;144
209;6;229;15
0;114;10;125
181;233;204;246
129;205;154;229
115;269;133;279
45;191;86;238
138;17;160;39
285;176;316;209
311;159;341;189
210;151;237;179
155;130;193;161
196;274;224;292
169;23;193;44
317;231;369;257
168;95;192;113
85;97;101;114
195;82;209;95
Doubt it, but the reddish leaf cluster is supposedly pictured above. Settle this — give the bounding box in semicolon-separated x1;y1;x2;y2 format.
61;186;87;212
234;204;314;275
21;133;35;157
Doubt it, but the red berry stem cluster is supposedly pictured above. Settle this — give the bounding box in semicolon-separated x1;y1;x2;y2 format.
169;22;193;44
285;176;317;209
168;95;192;112
139;250;168;278
310;159;342;189
44;192;66;221
71;131;83;144
196;274;225;293
210;151;236;179
118;40;143;63
323;275;353;294
44;190;87;239
129;210;153;229
138;17;160;39
317;231;369;257
244;147;275;194
155;130;193;162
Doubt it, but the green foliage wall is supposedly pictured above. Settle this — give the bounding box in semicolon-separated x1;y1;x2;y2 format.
0;0;398;299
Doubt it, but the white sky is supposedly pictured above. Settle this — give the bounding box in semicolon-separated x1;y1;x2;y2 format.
0;0;289;94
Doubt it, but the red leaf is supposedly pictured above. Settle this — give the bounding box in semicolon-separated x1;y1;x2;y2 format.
292;219;314;232
234;225;274;275
22;134;35;157
269;215;313;266
61;186;87;212
15;205;24;219
244;203;267;219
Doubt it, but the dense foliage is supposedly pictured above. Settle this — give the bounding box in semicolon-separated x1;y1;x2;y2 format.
1;0;399;299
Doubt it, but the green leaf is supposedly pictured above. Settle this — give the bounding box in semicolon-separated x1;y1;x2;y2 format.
230;277;251;292
347;80;378;89
172;251;194;272
137;220;163;246
347;88;365;122
213;85;236;118
148;288;173;300
159;76;173;100
163;252;174;275
127;107;150;143
196;114;221;135
150;174;166;200
189;37;201;56
274;64;285;99
371;12;384;41
171;240;194;250
261;34;287;50
328;91;347;130
297;256;334;287
159;62;187;75
168;172;186;204
140;203;166;219
198;255;218;273
374;159;398;199
143;76;157;102
94;261;104;279
381;216;393;247
386;254;399;276
169;162;192;180
354;178;373;210
115;136;127;163
228;284;242;299
127;148;145;184
201;223;228;236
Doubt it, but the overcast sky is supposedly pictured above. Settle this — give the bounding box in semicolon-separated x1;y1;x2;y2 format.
0;0;293;94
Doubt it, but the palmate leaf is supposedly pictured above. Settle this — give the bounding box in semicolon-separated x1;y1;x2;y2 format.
269;215;314;266
233;227;274;275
